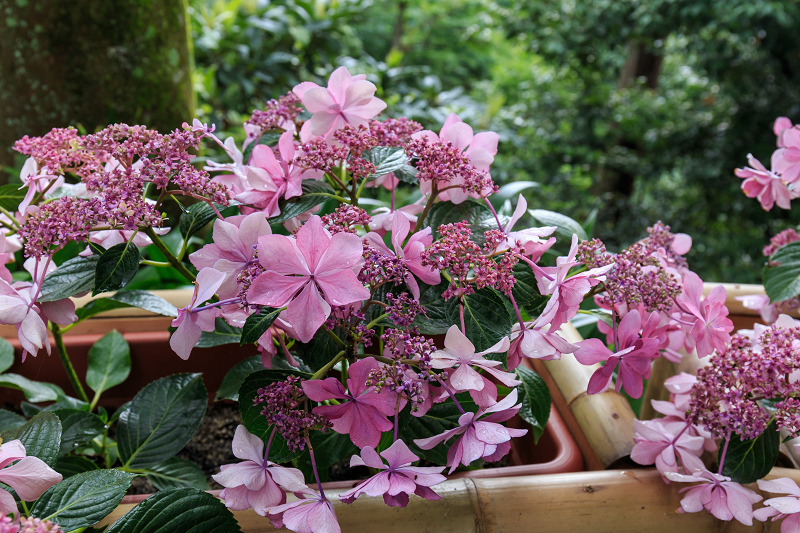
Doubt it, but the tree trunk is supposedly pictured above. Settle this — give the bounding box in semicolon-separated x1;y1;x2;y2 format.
0;0;195;182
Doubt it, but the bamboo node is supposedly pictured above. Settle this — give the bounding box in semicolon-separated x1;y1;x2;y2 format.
583;485;595;493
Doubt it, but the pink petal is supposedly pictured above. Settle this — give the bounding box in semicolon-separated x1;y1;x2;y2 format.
286;283;331;343
302;87;337;113
231;425;264;463
302;377;349;402
380;440;419;469
315;231;365;276
257;235;310;275
314;271;370;306
296;216;330;273
247;272;308;308
0;456;62;501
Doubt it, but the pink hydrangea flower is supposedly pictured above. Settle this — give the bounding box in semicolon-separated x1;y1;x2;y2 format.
507;316;578;370
247;215;369;343
754;477;800;531
302;357;398;449
494;195;556;256
363;211;440;299
267;491;340;533
630;418;705;476
213;425;308;516
0;439;63;517
339;440;446;507
676;272;733;358
0;514;63;533
367;204;424;236
169;268;226;360
293;67;387;142
665;470;762;525
772;121;800;184
736;154;795;211
414;390;528;473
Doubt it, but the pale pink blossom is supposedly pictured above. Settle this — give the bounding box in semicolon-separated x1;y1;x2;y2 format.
17;158;63;214
339;440;446;507
169;268;226;360
507;316;578;370
293;67;387;142
665;470;762;525
736;154;795;211
0;439;62;516
773;126;800;184
213;426;308;516
754;477;800;532
414;390;528;473
676;272;733;358
494;195;556;257
247;215;369;342
630;418;705;476
267;492;340;533
367;204;423;235
736;294;778;324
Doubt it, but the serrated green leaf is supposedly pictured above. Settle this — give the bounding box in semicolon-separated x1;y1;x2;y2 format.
31;470;135;530
463;289;514;352
515;366;551;443
215;355;265;401
54;455;99;478
0;183;25;211
54;409;106;456
425;199;504;246
765;241;800;302
394;162;418;184
0;338;13;374
93;242;140;295
1;411;62;466
39;256;99;302
105;488;241;533
0;409;25;432
364;146;409;181
270;180;335;223
528;209;587;243
195;318;242;348
720;420;780;483
240;306;281;345
0;373;63;402
294;327;346;372
238;370;311;463
415;280;458;335
117;373;207;469
145;457;210;491
179;202;219;238
86;330;131;397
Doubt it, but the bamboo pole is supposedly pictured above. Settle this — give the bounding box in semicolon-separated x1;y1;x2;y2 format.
98;467;800;533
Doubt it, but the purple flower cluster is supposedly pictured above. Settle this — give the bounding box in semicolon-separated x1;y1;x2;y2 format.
332;124;378;157
368;329;437;412
295;139;349;174
763;228;800;257
14;127;104;176
0;514;63;533
358;243;407;287
406;137;497;197
385;292;426;328
368;118;423;147
254;376;331;451
321;205;371;234
246;93;303;131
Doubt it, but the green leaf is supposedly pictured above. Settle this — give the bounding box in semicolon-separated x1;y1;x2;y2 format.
31;470;135;530
54;456;99;478
528;209;587;243
393;162;419;184
93;242;141;295
398;393;478;465
77;291;179;322
54;409;106;456
425;199;503;246
215;355;264;401
240;306;281;345
271;180;335;224
720;420;780;483
511;262;549;317
0;183;25;211
0;373;63;402
364;146;409;181
179;202;218;238
0;338;13;374
195;318;242;348
765;241;800;302
462;289;514;352
0;409;25;432
1;412;62;466
145;457;210;491
117;373;207;469
415;280;458;335
238;370;311;464
86;330;131;396
38;255;99;302
294;327;346;372
515;366;551;443
105;488;241;533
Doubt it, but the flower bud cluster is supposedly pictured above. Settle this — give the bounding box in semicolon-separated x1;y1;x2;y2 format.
255;376;331;451
406;137;497;196
321;205;371;234
246;93;303;131
368;118;423;147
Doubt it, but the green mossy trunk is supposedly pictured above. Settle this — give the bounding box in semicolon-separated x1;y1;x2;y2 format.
0;0;195;181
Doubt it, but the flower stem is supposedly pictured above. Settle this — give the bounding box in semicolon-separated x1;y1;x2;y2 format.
718;433;731;475
311;351;346;381
51;323;89;403
306;433;327;500
144;227;196;283
412;182;438;234
265;426;277;463
435;374;465;415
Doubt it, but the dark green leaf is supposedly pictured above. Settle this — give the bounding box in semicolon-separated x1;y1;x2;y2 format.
117;373;207;469
109;401;131;424
0;409;25;432
145;457;210;491
528;209;587;243
240;306;281;345
512;262;549;317
179;202;218;238
105;488;241;533
93;242;140;295
393;162;418;184
54;456;99;478
462;289;514;352
515;366;551;443
88;242;107;256
720;420;780;483
765;241;800;302
398;393;478;464
195;318;242;348
54;409;106;456
0;373;63;402
1;412;62;466
294;327;346;372
238;370;311;463
304;430;357;483
215;355;265;401
364;146;409;181
0;338;13;374
242;132;282;166
86;330;131;397
425;199;504;246
31;470;135;530
0;183;25;211
77;291;179;322
415;280;458;335
39;256;99;302
271;180;335;223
